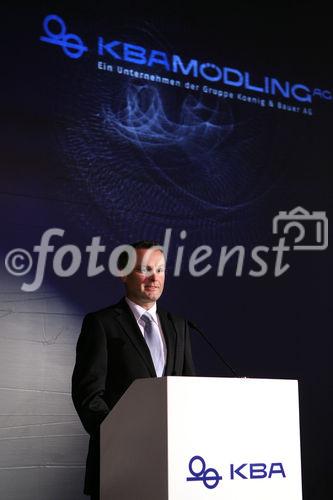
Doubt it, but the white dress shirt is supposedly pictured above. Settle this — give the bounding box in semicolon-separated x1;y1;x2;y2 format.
125;298;167;376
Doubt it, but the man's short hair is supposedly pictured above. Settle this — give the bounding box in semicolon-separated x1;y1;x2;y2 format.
117;240;162;271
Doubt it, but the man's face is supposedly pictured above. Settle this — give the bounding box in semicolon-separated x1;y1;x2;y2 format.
121;248;166;308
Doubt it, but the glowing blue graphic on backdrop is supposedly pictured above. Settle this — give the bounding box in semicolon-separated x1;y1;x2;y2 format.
59;78;284;241
37;12;328;244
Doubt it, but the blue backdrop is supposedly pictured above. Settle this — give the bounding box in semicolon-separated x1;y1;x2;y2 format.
1;3;331;499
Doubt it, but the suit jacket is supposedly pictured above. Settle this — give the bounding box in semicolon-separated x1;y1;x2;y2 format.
71;298;195;495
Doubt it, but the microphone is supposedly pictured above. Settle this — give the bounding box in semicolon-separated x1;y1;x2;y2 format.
187;320;239;377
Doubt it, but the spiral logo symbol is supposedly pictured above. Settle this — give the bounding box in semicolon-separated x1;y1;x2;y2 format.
187;455;222;489
40;14;88;59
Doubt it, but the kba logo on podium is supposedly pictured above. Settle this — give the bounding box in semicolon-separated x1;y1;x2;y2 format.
186;455;286;490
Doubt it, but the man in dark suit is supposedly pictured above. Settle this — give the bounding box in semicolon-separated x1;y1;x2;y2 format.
72;241;195;499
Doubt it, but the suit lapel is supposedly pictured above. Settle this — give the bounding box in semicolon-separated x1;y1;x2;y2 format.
157;307;177;376
114;299;156;376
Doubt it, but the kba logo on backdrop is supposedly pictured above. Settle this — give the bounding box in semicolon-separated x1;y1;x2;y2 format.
40;14;88;59
186;455;286;490
39;14;332;104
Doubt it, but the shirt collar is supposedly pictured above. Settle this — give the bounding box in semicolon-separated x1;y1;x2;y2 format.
125;297;158;324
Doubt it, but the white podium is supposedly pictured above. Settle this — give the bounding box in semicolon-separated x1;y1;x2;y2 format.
100;377;303;499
